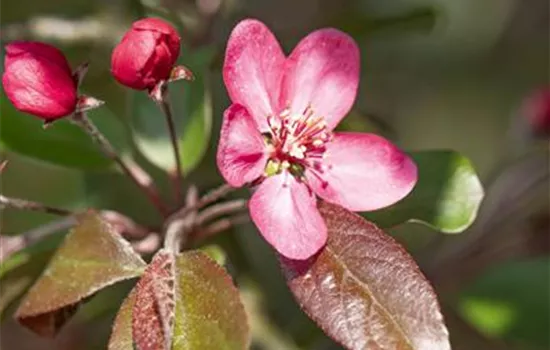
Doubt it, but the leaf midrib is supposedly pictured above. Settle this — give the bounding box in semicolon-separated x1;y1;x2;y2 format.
325;245;415;349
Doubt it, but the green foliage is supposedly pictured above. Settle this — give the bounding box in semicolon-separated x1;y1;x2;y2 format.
108;288;136;350
130;48;214;175
0;92;131;170
365;150;484;233
460;257;550;349
173;251;249;349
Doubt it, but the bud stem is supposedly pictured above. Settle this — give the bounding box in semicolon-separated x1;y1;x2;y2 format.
163;183;237;253
71;112;169;217
155;86;184;207
0;194;73;216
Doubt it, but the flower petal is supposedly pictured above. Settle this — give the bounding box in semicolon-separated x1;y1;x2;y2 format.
5;41;72;75
281;29;360;130
133;17;180;61
223;19;285;130
111;30;157;90
3;45;77;120
249;173;327;260
216;104;268;187
307;132;417;211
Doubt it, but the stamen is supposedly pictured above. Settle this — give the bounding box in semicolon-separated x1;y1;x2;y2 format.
263;106;332;180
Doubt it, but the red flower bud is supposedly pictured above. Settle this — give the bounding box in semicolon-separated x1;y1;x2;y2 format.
2;41;77;121
111;18;181;91
523;88;550;137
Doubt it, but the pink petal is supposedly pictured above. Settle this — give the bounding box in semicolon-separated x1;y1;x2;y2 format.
111;30;157;90
3;47;77;119
5;41;72;75
216;104;268;187
307;132;417;211
249;173;327;260
132;17;181;61
223;19;285;130
280;29;360;130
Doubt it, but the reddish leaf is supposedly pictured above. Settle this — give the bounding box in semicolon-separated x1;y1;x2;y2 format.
14;211;146;337
132;249;176;350
114;250;249;350
281;201;450;350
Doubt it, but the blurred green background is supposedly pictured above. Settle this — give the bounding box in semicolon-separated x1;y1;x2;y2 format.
0;0;548;349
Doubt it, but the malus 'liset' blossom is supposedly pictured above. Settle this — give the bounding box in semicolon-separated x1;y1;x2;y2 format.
2;41;77;121
111;17;181;91
217;19;418;260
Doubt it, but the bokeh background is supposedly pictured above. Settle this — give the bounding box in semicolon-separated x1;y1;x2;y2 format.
0;0;548;349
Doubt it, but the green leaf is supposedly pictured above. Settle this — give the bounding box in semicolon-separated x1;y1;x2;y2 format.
282;201;450;350
131;48;214;175
15;211;146;337
108;288;136;350
0;93;131;170
126;249;249;350
459;257;550;348
364;150;484;233
172;251;249;349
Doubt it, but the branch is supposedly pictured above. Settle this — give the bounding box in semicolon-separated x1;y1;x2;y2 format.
70;112;169;216
0;195;73;216
0;210;154;261
190;214;249;244
196;199;247;225
153;85;184;206
170;183;235;221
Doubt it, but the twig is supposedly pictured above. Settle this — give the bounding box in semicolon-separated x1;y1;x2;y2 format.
100;210;150;239
163;185;199;253
191;214;249;244
0;194;73;216
1;210;156;261
70;112;169;216
196;199;247;225
155;87;184;207
131;233;161;255
151;86;183;204
0;215;77;262
170;183;235;221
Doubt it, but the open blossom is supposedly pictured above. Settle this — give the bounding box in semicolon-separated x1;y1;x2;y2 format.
217;19;418;260
111;17;181;91
2;41;77;121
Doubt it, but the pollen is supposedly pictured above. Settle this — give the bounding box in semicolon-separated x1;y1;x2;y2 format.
263;106;332;178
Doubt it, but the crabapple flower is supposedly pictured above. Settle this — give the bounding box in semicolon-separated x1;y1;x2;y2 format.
217;19;418;260
2;41;77;121
111;17;181;91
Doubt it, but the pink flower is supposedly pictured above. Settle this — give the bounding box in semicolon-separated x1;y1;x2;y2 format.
111;17;181;91
2;41;77;121
217;19;418;260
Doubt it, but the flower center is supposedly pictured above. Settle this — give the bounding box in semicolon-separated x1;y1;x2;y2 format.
263;106;332;178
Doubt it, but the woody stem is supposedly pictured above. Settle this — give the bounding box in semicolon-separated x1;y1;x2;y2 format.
0;194;73;216
71;112;169;217
156;86;184;207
